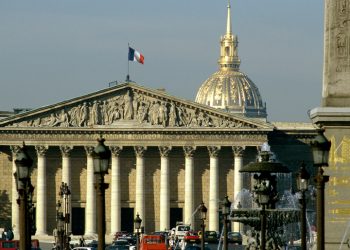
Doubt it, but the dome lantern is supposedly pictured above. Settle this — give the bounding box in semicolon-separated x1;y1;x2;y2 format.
195;1;267;119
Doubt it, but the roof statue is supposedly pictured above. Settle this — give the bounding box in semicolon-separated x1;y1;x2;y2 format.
195;1;267;119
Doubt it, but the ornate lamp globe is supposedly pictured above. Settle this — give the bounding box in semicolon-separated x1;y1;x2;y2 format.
93;138;111;174
15;144;33;181
200;201;208;220
134;213;142;230
310;130;331;167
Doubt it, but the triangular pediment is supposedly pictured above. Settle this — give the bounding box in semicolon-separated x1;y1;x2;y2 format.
0;82;273;130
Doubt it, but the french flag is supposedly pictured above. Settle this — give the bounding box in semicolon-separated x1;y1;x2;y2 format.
128;47;144;64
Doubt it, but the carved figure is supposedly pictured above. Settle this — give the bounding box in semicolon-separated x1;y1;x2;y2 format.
158;102;168;127
150;101;160;125
53;109;69;127
168;102;178;127
80;102;89;127
137;103;148;123
337;33;347;57
101;100;108;125
123;90;134;120
91;100;100;125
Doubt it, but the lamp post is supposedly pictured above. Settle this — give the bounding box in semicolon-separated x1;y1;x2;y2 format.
58;182;71;250
57;211;65;250
14;144;33;250
199;201;207;250
296;162;310;250
134;213;142;250
236;202;242;233
310;130;331;250
93;138;111;250
221;196;231;250
240;144;290;250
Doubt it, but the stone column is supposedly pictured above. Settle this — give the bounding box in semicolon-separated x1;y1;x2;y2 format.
322;0;350;107
134;146;147;228
232;146;245;232
207;146;220;232
183;146;196;226
10;145;21;238
110;146;123;235
35;145;48;236
60;145;73;233
159;146;172;231
84;146;96;236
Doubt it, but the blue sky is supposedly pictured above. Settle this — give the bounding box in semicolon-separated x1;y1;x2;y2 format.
0;1;324;122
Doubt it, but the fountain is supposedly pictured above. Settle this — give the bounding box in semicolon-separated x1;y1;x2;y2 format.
230;143;302;249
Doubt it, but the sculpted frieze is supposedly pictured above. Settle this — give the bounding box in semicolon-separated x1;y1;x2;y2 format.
6;88;257;129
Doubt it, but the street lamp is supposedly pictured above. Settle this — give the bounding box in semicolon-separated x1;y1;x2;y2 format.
134;213;142;250
310;130;331;250
296;162;310;250
93;138;111;250
221;196;231;250
240;145;290;250
58;182;71;250
199;201;207;250
14;144;33;250
57;211;65;249
236;202;242;233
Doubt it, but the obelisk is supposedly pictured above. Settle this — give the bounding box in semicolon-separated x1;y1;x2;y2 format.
322;0;350;106
310;1;350;249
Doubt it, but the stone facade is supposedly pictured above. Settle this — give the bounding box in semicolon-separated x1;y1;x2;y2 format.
0;82;317;237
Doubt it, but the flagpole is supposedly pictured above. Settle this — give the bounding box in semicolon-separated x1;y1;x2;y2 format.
127;43;130;82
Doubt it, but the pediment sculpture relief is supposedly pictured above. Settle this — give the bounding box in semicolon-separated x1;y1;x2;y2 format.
6;88;256;129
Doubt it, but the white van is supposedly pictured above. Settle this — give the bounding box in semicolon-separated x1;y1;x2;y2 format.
174;223;191;240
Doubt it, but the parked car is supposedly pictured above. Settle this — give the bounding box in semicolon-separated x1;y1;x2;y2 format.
203;231;218;243
227;232;242;244
72;247;97;250
184;244;210;250
140;235;167;250
106;245;130;250
183;231;200;244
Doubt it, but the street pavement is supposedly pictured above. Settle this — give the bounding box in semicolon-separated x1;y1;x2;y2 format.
39;241;245;250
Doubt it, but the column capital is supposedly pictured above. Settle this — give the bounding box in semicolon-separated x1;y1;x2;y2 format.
35;145;49;156
207;146;221;157
159;146;172;157
232;146;245;157
183;146;196;157
110;146;123;157
10;145;22;156
84;146;95;156
60;145;74;157
134;146;147;157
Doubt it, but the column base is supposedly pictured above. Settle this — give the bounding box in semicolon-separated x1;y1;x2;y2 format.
84;232;98;238
35;232;49;237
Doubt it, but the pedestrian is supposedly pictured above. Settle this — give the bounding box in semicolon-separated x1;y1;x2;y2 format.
79;236;85;246
7;228;14;240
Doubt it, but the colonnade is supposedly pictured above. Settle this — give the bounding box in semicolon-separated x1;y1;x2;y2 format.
10;144;246;236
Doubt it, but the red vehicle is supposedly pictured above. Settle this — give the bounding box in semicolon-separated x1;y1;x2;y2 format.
140;235;167;250
0;239;40;250
183;231;200;244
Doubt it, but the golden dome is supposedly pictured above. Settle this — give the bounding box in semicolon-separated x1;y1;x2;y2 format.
195;1;267;119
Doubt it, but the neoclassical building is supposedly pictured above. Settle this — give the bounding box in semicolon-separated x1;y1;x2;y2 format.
0;3;316;237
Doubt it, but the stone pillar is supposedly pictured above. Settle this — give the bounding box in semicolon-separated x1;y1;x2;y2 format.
110;146;123;235
84;146;96;236
207;146;220;232
134;146;147;228
60;145;73;233
322;0;350;106
10;145;21;238
159;146;172;231
183;146;196;226
232;146;245;232
35;145;48;236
